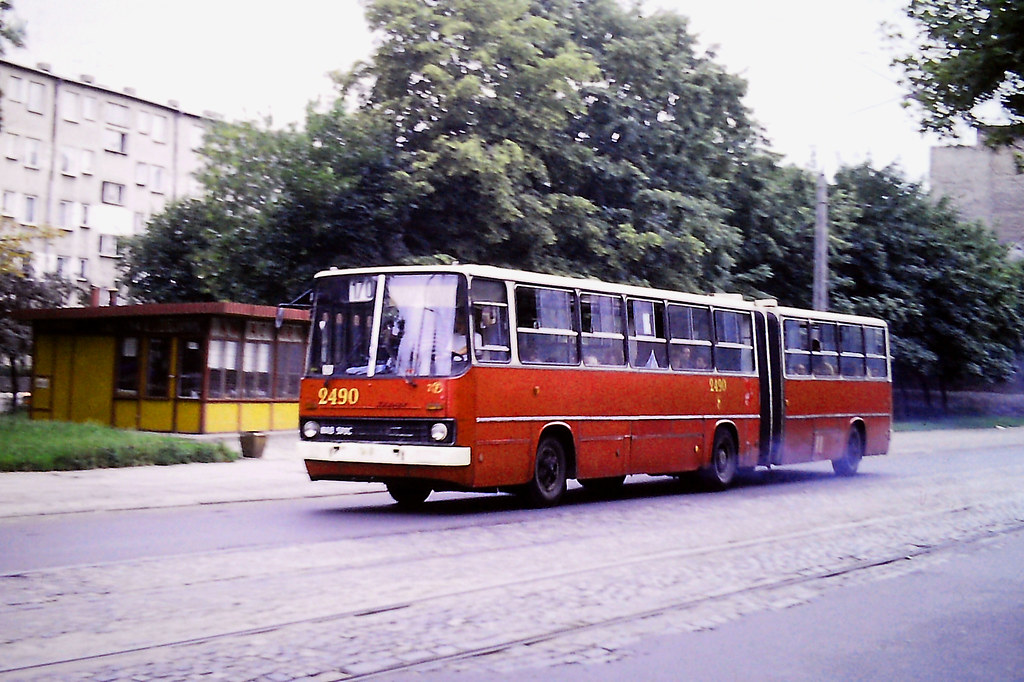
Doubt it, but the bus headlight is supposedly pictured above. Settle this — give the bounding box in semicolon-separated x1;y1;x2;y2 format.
302;420;321;439
430;422;449;442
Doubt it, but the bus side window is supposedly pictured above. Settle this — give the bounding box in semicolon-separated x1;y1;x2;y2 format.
470;279;511;363
864;326;889;378
784;319;810;376
668;304;712;371
839;324;866;377
515;286;579;365
627;299;668;369
581;293;625;366
811;322;839;376
714;309;754;373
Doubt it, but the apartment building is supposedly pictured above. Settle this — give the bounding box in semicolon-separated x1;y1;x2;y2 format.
930;139;1024;254
1;59;213;304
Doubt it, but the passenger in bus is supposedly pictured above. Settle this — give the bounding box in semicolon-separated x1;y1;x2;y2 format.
452;316;481;363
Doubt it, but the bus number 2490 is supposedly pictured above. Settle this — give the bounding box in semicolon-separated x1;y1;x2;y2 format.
318;387;360;406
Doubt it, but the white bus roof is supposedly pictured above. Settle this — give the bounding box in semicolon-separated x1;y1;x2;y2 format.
313;264;887;326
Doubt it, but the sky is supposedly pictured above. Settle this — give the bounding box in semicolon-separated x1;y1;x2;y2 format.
8;0;959;181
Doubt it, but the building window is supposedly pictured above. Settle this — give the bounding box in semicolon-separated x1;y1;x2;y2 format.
145;337;172;398
135;161;148;186
81;150;94;175
61;91;79;122
80;203;91;227
177;339;204;399
24;138;41;168
27;81;45;114
57;200;74;230
1;191;15;217
77;258;88;280
55;256;68;278
274;326;306;398
24;195;37;224
106;102;130;127
6;75;25;102
242;321;274;398
103;129;128;155
115;337;140;395
59;146;76;175
83;96;98;121
153;115;168;143
150;165;165;193
98;234;119;257
3;132;17;160
208;319;242;399
101;181;126;205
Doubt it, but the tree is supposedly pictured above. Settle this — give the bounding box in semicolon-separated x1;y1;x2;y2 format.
829;163;1024;407
0;266;77;412
1;1;26;131
124;108;403;303
895;0;1024;144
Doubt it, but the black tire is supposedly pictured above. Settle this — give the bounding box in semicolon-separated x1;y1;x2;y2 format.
522;437;568;507
579;475;626;497
700;430;738;491
833;428;864;477
386;481;431;507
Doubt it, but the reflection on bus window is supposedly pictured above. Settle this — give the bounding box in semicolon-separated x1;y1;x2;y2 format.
628;299;667;369
714;310;754;373
471;279;511;363
865;326;889;377
307;274;468;378
668;304;712;371
516;287;579;365
784;319;810;376
839;324;866;377
581;293;625;366
811;322;839;376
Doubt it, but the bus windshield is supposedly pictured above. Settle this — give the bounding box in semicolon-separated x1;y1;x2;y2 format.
307;273;469;378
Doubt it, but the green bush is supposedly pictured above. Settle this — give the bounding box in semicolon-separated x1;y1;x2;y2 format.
0;416;236;472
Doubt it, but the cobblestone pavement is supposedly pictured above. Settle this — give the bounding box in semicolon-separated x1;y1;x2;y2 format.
1;428;1023;680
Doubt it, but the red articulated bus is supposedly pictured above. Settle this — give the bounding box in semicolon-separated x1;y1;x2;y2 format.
298;265;892;507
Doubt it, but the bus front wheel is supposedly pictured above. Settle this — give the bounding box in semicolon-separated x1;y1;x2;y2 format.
522;437;568;507
386;481;432;508
833;428;864;477
700;430;738;491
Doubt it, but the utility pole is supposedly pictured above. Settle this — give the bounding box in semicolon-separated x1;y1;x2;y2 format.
813;171;829;311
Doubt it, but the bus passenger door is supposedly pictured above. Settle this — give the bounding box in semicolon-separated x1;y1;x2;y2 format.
756;311;784;466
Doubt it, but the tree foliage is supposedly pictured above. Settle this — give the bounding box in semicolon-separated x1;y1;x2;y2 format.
0;266;78;411
896;0;1024;144
124;0;1024;392
0;0;26;131
830;164;1024;385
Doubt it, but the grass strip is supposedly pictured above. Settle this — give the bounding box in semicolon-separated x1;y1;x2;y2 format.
0;416;236;472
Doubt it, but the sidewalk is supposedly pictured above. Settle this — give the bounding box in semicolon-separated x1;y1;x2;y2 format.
0;430;381;519
2;427;1022;520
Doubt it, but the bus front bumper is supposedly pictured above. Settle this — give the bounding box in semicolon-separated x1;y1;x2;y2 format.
299;441;472;467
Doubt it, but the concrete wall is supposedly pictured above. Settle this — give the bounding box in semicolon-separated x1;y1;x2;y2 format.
930;142;1024;250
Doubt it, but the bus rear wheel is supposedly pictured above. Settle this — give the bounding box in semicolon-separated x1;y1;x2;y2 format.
386;481;432;508
522;437;567;507
833;428;864;477
700;430;738;491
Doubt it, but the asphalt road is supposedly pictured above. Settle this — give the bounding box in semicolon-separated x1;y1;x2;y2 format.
1;428;1022;681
